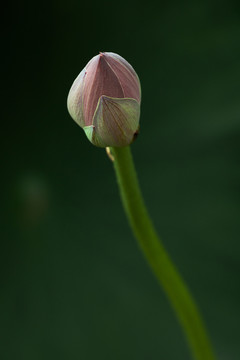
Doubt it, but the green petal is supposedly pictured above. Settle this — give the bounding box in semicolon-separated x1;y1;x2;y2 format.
67;68;86;128
92;96;140;147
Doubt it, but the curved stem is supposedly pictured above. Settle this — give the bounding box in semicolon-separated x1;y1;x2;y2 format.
110;146;216;360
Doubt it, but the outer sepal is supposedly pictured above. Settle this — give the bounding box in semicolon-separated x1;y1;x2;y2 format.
91;96;140;147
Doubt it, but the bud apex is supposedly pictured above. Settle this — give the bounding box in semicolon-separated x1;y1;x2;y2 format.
67;52;141;147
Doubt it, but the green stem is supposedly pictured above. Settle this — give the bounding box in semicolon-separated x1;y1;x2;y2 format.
110;145;216;360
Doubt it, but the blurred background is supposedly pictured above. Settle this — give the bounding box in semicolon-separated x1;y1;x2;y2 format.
1;0;240;359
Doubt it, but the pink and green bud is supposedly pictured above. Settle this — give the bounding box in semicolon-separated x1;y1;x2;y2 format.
67;52;141;147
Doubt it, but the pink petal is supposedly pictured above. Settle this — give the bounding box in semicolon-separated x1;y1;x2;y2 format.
83;54;124;126
101;52;141;103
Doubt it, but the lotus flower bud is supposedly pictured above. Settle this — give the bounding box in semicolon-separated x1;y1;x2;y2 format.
67;52;141;147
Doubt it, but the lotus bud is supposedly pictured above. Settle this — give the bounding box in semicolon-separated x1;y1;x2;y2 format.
67;52;141;147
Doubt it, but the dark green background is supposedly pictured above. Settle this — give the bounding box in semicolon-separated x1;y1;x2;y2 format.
2;0;240;359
